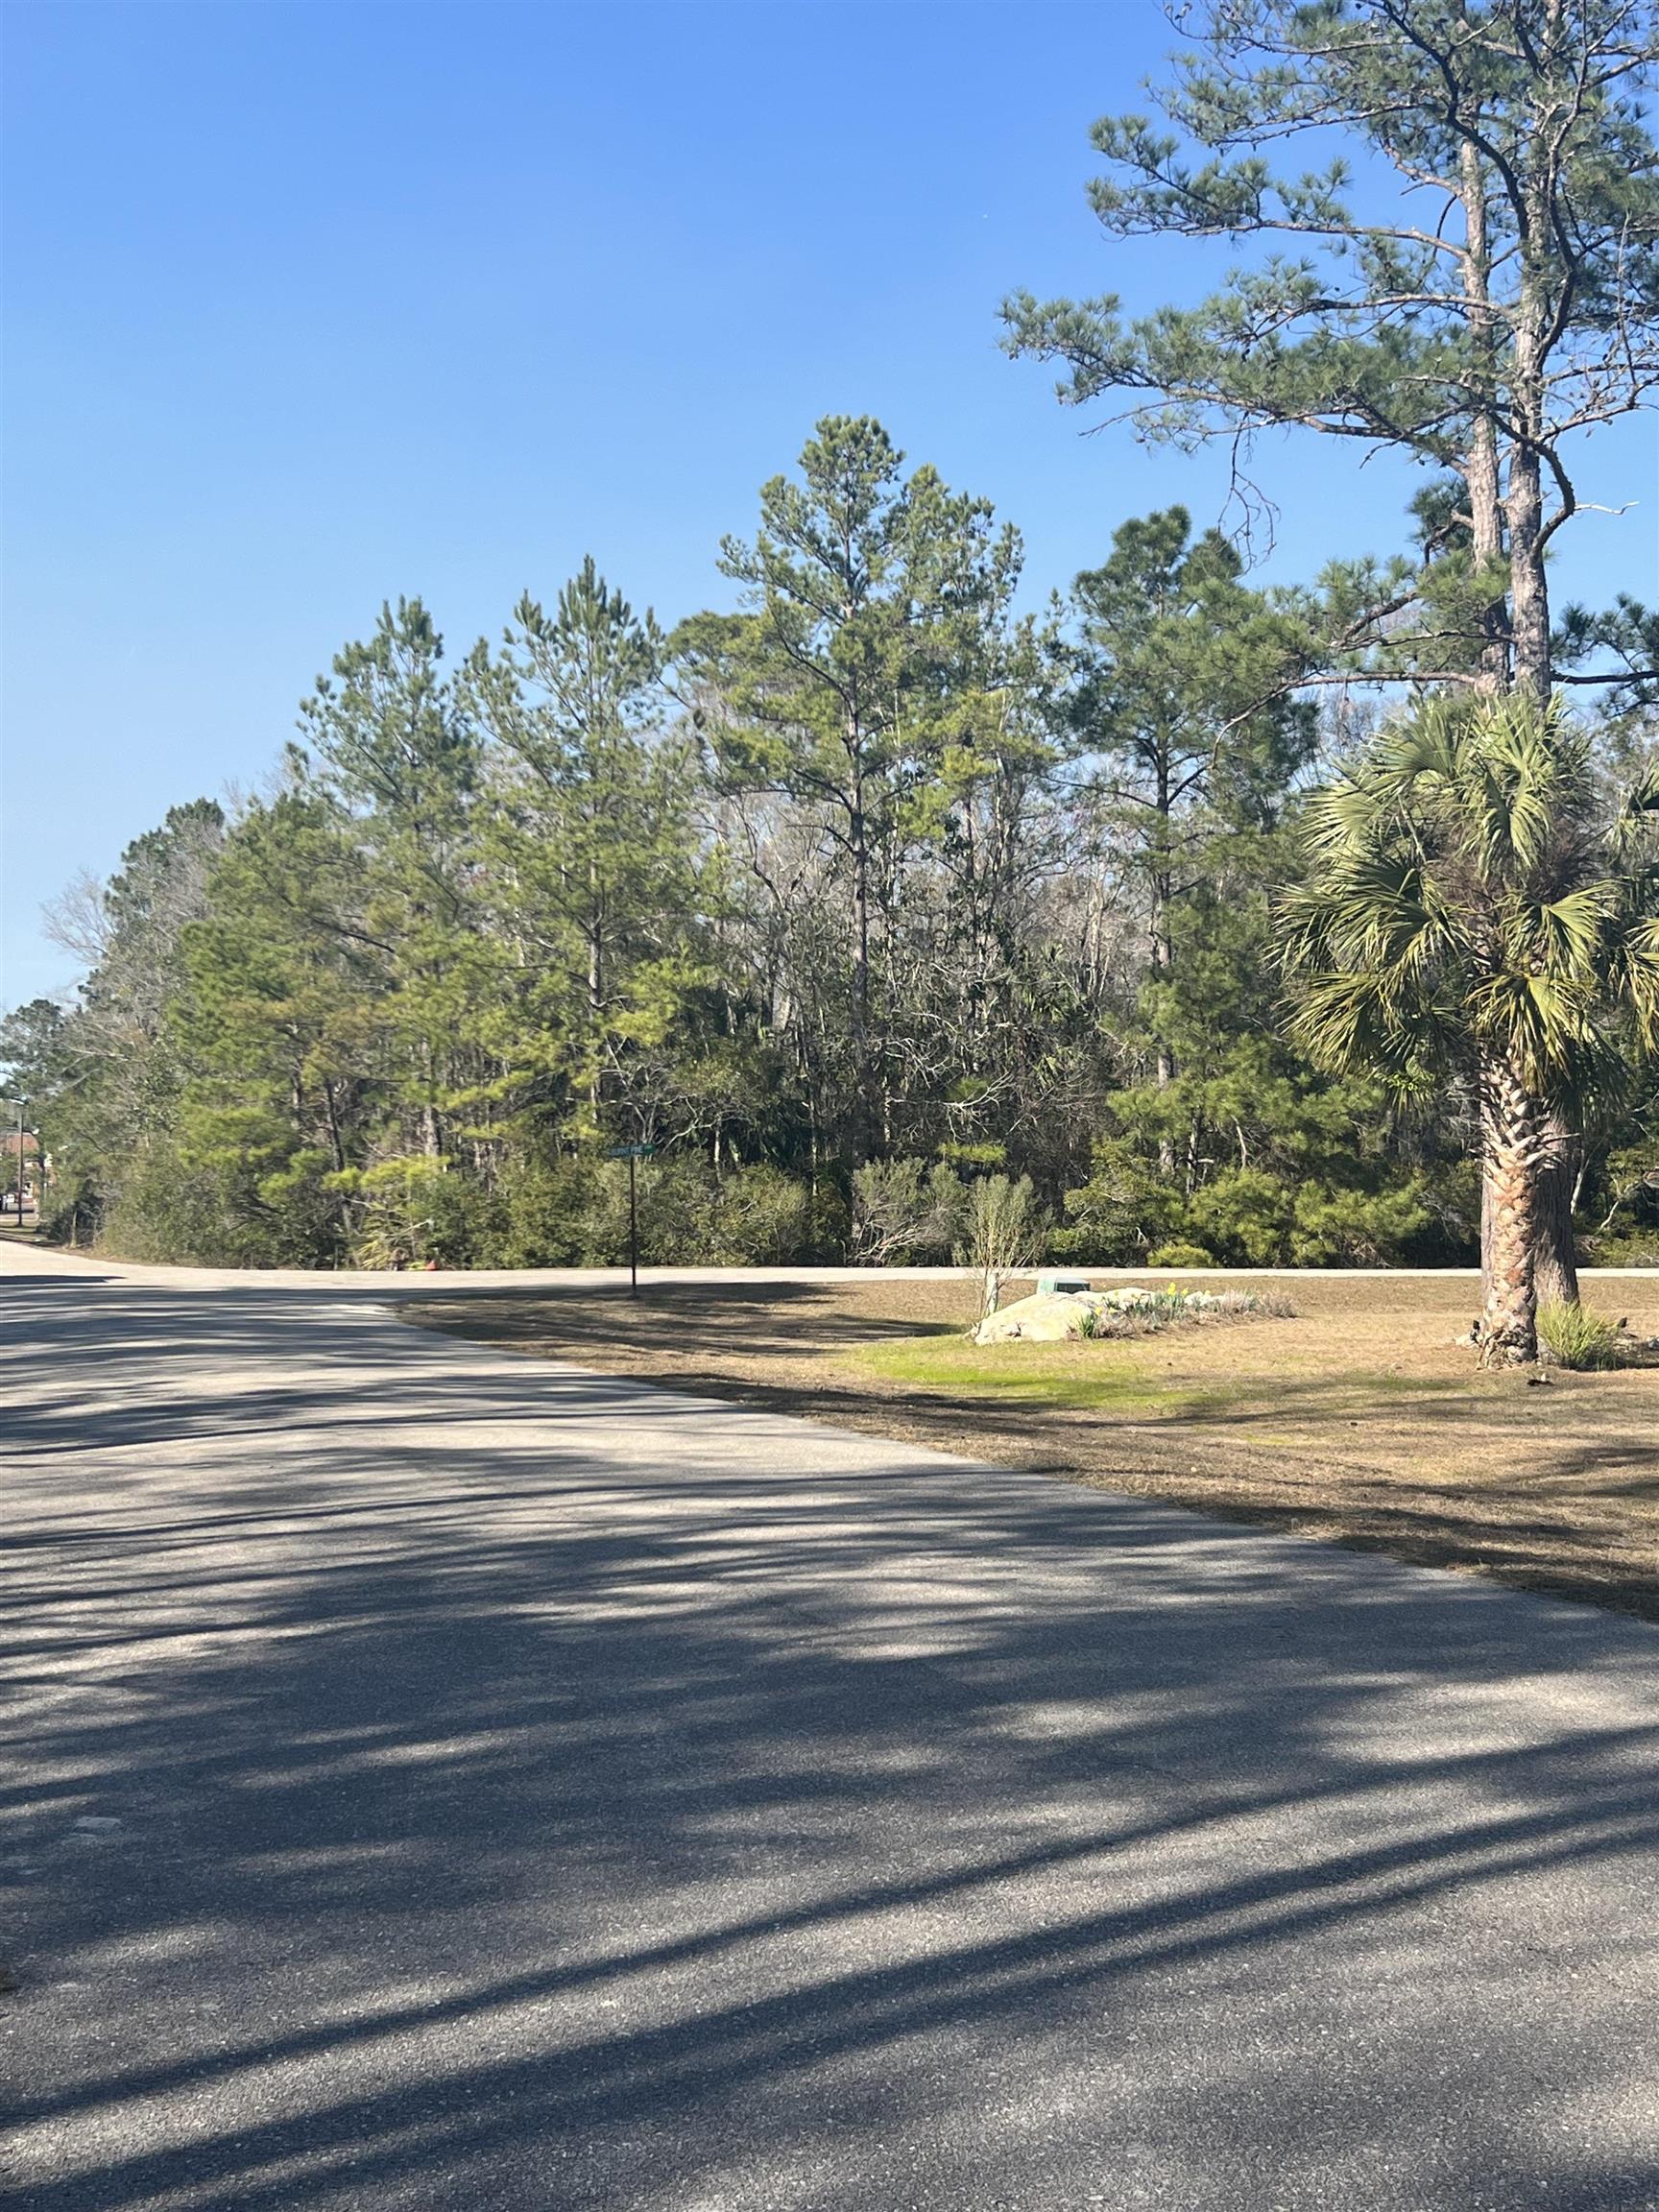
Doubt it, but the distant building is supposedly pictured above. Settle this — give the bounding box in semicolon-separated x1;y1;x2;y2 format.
1;1128;43;1207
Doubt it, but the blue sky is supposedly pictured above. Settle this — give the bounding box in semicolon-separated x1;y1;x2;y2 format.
4;0;1655;1005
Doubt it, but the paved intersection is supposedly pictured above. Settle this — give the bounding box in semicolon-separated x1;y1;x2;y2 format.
3;1245;1656;2209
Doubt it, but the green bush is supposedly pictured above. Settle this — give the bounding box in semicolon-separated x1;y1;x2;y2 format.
472;1151;818;1269
802;1181;852;1262
476;1152;591;1267
704;1164;810;1263
254;1147;353;1265
1286;1179;1435;1266
1181;1170;1439;1268
959;1172;1046;1320
1587;1229;1659;1267
102;1143;256;1265
576;1154;814;1265
1058;1138;1178;1265
102;1122;345;1267
852;1157;965;1263
37;1160;105;1249
1185;1169;1294;1266
1146;1240;1215;1269
578;1156;698;1264
349;1156;483;1269
1536;1300;1623;1371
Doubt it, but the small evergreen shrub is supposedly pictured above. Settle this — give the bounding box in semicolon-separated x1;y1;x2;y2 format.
704;1164;810;1263
1587;1230;1659;1267
350;1156;481;1270
1146;1240;1215;1269
476;1153;591;1267
1536;1300;1623;1371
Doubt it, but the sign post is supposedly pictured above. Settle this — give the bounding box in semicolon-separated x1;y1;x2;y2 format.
604;1143;657;1295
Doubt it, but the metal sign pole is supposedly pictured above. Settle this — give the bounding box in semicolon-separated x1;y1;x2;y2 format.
604;1142;655;1296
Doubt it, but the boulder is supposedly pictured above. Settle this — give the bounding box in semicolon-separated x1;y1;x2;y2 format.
974;1290;1097;1344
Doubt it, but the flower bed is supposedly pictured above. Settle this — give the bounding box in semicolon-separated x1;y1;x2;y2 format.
975;1284;1292;1344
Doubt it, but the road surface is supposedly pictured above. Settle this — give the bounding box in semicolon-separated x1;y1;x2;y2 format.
3;1244;1656;2210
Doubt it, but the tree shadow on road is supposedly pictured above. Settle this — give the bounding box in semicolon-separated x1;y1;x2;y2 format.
3;1276;1657;2210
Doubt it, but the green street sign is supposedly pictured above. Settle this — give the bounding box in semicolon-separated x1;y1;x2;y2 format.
605;1143;658;1161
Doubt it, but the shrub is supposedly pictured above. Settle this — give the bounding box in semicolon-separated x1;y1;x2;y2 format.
1074;1285;1291;1338
704;1164;810;1263
852;1157;965;1263
1185;1169;1294;1266
254;1147;354;1265
802;1181;852;1262
349;1156;481;1270
1536;1300;1623;1371
573;1154;814;1265
103;1121;344;1267
1587;1228;1659;1267
37;1163;103;1249
102;1142;258;1266
579;1156;707;1264
1058;1138;1178;1265
958;1172;1046;1321
1146;1240;1215;1269
477;1152;591;1267
1286;1179;1435;1266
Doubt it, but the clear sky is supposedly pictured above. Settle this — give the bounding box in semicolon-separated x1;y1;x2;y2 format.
4;0;1655;1006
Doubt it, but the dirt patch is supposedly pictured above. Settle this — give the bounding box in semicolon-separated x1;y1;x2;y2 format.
403;1272;1659;1623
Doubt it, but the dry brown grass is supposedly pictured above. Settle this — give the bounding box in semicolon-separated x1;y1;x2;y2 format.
404;1271;1659;1623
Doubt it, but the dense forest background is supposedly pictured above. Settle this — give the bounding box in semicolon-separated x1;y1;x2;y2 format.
5;416;1655;1272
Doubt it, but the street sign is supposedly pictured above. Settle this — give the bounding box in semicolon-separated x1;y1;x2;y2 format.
605;1143;658;1161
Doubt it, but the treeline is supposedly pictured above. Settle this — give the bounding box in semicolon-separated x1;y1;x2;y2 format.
7;416;1656;1272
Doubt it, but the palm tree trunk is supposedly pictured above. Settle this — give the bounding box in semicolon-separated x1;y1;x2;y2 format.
1479;1052;1543;1365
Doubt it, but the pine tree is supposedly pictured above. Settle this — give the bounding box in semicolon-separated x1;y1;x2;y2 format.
1005;0;1659;704
674;416;1021;1166
464;560;707;1147
1066;508;1313;1117
296;598;477;1161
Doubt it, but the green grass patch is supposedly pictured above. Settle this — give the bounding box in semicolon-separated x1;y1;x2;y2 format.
854;1334;1225;1415
854;1333;1460;1424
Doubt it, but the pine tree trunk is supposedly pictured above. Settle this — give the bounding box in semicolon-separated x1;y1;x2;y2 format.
1457;138;1510;692
419;1041;442;1159
1505;270;1552;705
585;822;606;1122
1507;478;1551;706
848;762;873;1169
1534;1110;1581;1309
1479;1052;1543;1365
1151;749;1176;1177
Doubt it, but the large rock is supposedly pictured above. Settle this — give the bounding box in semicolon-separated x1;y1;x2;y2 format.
974;1290;1098;1344
974;1282;1218;1344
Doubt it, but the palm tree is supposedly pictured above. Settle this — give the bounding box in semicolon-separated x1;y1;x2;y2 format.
1283;696;1659;1365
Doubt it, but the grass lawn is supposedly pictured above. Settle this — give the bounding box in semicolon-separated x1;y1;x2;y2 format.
404;1270;1659;1623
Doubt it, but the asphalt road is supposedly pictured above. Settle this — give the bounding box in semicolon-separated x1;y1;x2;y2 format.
3;1244;1656;2211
